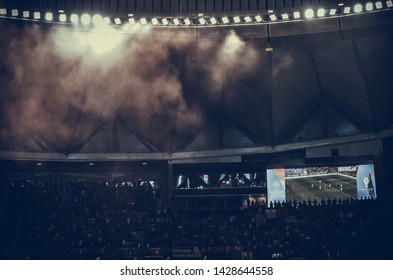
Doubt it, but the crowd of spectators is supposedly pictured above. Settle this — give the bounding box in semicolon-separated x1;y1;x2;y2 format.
0;177;380;260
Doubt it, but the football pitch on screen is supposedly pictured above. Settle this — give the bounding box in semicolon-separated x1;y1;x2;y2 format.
285;174;357;202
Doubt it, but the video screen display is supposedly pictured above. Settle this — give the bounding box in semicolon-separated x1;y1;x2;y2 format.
267;164;376;206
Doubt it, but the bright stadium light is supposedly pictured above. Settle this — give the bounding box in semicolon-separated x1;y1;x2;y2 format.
45;12;53;21
34;12;40;19
23;11;29;18
387;1;393;8
343;7;351;14
70;14;78;23
222;16;229;24
184;18;191;25
269;14;277;21
365;2;374;10
162;18;169;25
210;17;218;24
92;14;103;25
376;1;383;9
128;17;135;25
151;18;159;25
0;9;6;15
281;13;289;20
114;18;121;25
233;16;241;23
173;18;180;25
317;8;325;17
59;14;67;22
244;16;252;23
198;17;206;25
140;18;147;25
81;14;91;25
12;9;18;16
293;11;301;19
255;15;263;22
354;4;363;13
329;8;337;15
305;9;314;19
103;17;111;24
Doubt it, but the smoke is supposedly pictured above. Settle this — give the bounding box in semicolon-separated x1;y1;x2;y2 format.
2;23;260;152
272;52;294;79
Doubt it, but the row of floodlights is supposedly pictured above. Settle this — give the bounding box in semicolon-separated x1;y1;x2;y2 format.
0;1;392;26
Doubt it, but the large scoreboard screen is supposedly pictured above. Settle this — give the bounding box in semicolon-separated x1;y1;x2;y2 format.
267;164;376;206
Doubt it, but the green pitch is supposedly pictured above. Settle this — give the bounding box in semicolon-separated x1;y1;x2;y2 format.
285;174;357;202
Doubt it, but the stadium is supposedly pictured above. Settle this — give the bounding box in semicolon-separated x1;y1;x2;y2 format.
0;0;393;260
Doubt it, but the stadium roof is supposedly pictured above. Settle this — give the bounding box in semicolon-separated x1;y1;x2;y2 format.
0;0;393;161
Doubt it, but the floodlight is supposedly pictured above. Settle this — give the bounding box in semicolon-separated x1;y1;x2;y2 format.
128;17;135;25
34;12;40;19
198;18;206;25
59;14;67;22
269;14;277;21
70;14;78;23
281;13;289;20
23;11;29;18
173;18;180;25
210;17;218;24
255;15;263;22
12;9;18;17
233;16;241;23
343;7;351;14
140;18;147;25
387;1;393;8
45;12;53;21
0;9;6;15
222;16;229;24
151;18;159;25
162;18;169;25
365;2;374;11
354;4;363;13
81;14;91;25
305;9;314;19
103;17;111;24
317;8;325;17
293;11;301;19
329;9;337;15
376;1;383;9
114;18;121;25
92;14;103;25
184;18;191;25
244;16;252;23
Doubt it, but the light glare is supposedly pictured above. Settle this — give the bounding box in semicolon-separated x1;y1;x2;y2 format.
45;12;53;21
317;8;325;17
70;14;78;23
366;2;374;10
354;4;363;13
305;9;314;19
59;14;67;22
92;14;103;26
81;14;91;25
